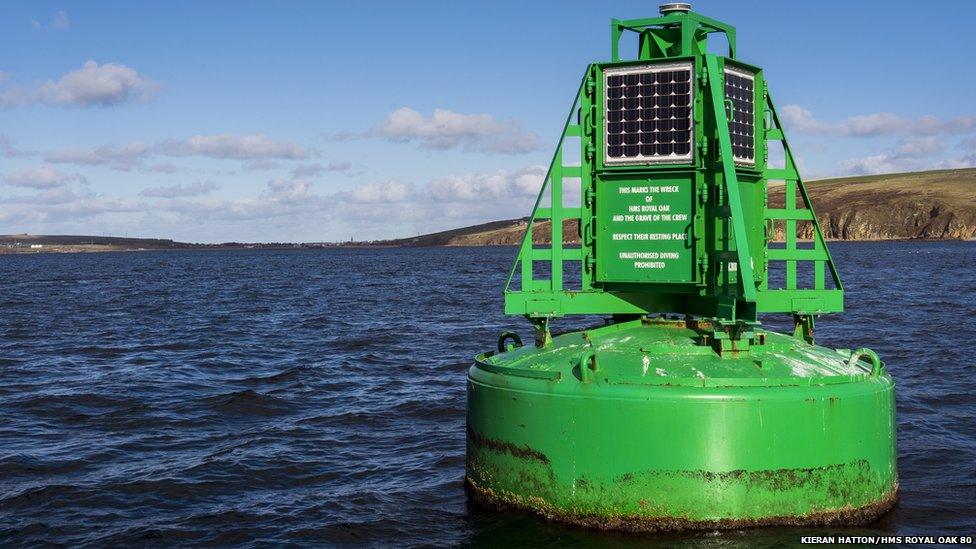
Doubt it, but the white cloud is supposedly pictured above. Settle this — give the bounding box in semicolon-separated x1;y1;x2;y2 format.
374;107;541;154
24;196;143;222
830;126;976;175
242;160;283;171
835;154;907;176
31;11;70;31
324;130;357;142
0;163;554;241
835;138;973;176
3;166;87;189
782;105;976;176
141;181;219;198
0;171;334;231
330;167;545;217
42;135;313;168
895;136;943;158
324;166;549;232
291;161;351;178
44;141;150;170
158;134;310;160
149;177;333;224
38;134;312;171
427;166;545;201
337;180;408;204
290;163;325;177
1;61;155;108
5;187;94;206
145;161;187;174
0;85;33;108
782;104;976;138
0;134;31;157
961;138;976;165
51;11;70;30
37;61;156;107
262;178;313;203
158;194;324;222
780;105;837;134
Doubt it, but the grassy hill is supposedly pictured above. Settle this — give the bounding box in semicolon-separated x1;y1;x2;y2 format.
771;168;976;240
391;168;976;246
0;235;333;254
0;234;192;254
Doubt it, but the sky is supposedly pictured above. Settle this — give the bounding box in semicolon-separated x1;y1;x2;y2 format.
1;0;975;243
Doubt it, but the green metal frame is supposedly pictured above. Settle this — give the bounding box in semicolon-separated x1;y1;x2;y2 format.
610;10;736;61
504;10;842;333
470;7;895;532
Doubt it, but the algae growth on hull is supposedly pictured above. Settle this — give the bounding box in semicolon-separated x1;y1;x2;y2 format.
466;319;898;531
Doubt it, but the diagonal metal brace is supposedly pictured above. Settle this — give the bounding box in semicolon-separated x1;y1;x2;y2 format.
705;54;756;303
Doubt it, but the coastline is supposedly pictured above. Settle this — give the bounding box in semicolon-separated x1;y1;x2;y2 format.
1;237;973;255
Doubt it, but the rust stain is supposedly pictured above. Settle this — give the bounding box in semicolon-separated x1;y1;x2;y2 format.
664;460;877;494
465;476;899;533
467;426;550;465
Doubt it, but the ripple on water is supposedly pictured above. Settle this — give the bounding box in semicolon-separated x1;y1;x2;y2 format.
0;243;973;545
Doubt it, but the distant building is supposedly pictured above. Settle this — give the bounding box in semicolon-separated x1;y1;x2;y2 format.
29;244;43;249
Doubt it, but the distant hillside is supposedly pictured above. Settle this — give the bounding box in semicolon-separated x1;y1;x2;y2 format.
4;168;973;254
0;234;191;254
382;219;533;247
395;168;976;246
0;235;340;254
771;168;976;240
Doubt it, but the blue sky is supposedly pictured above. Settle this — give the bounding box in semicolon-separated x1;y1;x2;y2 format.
2;0;975;242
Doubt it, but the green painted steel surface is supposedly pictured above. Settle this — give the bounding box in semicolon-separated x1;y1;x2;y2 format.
502;6;842;326
468;3;896;531
467;320;897;529
596;177;697;284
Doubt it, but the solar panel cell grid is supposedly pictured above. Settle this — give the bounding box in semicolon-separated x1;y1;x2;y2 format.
724;68;755;164
604;63;694;164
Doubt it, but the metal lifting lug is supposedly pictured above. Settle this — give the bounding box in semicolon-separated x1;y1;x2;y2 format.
582;108;596;137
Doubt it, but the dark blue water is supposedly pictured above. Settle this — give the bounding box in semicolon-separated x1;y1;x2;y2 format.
1;242;973;546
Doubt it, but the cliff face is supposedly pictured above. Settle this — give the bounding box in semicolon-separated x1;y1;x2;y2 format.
416;168;976;246
769;169;976;241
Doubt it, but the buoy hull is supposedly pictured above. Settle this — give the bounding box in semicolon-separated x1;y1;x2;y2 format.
465;321;897;531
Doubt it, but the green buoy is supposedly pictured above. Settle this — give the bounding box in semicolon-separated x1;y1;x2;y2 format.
466;3;897;531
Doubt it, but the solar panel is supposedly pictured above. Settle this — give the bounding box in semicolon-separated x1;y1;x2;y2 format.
604;63;694;165
724;67;755;165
